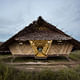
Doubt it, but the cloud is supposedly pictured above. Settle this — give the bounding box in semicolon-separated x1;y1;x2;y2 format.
0;0;80;41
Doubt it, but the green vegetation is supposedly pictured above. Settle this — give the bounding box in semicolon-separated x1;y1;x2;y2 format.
0;50;80;80
0;63;80;80
69;50;80;61
0;54;68;62
0;54;12;62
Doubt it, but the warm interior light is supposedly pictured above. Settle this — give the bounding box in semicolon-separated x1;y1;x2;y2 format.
19;42;23;45
57;40;62;42
37;46;43;52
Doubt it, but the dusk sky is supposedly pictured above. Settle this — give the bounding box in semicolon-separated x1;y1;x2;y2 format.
0;0;80;41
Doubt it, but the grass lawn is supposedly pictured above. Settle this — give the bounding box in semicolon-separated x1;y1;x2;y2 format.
0;62;80;80
0;50;80;80
69;50;80;61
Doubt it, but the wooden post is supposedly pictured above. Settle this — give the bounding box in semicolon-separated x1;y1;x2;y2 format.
11;55;16;63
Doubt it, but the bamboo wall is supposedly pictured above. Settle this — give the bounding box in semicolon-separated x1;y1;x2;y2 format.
9;42;34;55
48;43;73;56
29;40;52;58
9;41;73;57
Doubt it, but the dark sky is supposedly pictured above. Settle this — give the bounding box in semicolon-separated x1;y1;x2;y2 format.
0;0;80;41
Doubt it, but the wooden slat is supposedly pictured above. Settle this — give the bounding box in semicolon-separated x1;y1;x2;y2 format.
9;42;34;55
48;43;73;55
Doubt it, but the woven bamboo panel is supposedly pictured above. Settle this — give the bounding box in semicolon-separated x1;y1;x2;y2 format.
9;41;73;57
29;40;52;57
48;43;73;55
9;42;34;55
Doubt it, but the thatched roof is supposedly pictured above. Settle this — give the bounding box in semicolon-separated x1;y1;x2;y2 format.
0;42;10;54
15;17;72;41
0;16;80;50
0;42;3;45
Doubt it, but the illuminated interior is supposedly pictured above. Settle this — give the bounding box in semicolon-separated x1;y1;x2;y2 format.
29;40;52;58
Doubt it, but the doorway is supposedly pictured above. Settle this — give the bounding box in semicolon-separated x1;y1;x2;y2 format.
29;40;52;59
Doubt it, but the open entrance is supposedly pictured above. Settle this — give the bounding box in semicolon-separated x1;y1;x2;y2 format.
29;40;52;59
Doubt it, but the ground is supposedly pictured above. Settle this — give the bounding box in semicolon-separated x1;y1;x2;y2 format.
0;50;80;71
0;50;80;80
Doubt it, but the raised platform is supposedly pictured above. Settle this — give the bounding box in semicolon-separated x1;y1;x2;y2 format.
6;61;80;71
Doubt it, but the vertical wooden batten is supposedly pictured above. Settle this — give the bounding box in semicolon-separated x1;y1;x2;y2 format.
9;41;34;56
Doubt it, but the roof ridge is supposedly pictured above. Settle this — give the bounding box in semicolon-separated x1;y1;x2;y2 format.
0;16;80;50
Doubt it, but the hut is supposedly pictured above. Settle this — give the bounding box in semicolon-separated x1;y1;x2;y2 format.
0;42;3;45
0;42;10;54
0;16;80;59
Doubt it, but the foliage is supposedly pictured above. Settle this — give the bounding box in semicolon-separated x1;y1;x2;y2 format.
69;50;80;61
0;50;80;80
0;63;80;80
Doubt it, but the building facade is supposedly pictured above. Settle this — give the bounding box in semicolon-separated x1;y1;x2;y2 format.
0;16;80;59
